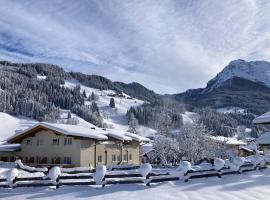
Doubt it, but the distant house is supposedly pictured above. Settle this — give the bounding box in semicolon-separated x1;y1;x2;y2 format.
253;111;270;154
0;123;149;167
211;136;248;157
256;132;270;154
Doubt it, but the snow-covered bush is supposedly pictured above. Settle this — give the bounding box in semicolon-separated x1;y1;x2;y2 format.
214;158;225;171
93;165;106;185
47;167;61;182
6;168;19;187
138;163;152;177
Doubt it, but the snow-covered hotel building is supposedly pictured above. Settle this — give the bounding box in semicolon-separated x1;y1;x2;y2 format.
0;123;149;167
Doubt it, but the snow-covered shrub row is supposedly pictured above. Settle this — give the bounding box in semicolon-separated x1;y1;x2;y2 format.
15;160;48;173
93;165;106;185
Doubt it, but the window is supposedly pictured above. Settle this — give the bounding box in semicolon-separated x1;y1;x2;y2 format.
117;155;121;162
52;138;59;145
10;156;16;162
98;155;102;163
36;157;42;164
129;154;132;161
25;139;32;145
64;138;72;146
37;139;44;146
123;154;128;161
112;154;116;162
63;157;72;164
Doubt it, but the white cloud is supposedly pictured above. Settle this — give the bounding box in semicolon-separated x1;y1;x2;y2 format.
0;0;270;94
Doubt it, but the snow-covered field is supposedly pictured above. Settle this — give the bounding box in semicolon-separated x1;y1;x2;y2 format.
1;168;270;200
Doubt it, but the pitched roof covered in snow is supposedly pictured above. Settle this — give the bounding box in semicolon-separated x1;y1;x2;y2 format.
7;122;150;143
253;112;270;124
256;132;270;145
211;136;246;145
0;143;21;152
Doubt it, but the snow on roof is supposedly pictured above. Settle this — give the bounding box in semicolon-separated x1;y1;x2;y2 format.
253;112;270;124
103;129;133;141
0;143;21;152
140;143;153;155
7;122;108;141
211;136;246;145
124;132;150;142
7;122;150;143
257;132;270;145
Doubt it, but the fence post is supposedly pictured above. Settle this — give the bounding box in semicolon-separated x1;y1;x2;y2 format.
218;170;222;178
56;175;60;189
11;177;17;189
102;176;106;188
146;174;151;186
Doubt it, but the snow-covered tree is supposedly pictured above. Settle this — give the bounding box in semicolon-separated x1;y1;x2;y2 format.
176;122;224;163
67;112;71;119
128;112;138;134
66;117;79;125
158;112;172;136
109;98;115;108
150;133;180;165
90;102;99;114
82;90;87;98
89;91;99;101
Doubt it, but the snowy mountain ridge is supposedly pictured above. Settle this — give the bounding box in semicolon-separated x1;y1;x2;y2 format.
207;59;270;91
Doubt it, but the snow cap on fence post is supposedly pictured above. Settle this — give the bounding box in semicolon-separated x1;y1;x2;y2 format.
139;163;152;177
139;163;152;186
214;158;225;171
93;165;107;186
176;161;191;180
48;166;61;183
6;168;19;188
229;157;245;172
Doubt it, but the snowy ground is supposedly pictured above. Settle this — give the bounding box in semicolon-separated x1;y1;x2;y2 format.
1;168;270;200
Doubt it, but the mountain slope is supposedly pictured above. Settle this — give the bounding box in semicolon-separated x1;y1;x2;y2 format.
206;59;270;92
173;60;270;115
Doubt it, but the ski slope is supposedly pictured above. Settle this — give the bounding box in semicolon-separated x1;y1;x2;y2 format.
63;80;156;137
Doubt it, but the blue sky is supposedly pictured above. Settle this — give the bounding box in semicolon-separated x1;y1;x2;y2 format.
0;0;270;94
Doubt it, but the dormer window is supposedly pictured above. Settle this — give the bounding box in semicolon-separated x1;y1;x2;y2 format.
25;139;32;145
52;138;59;145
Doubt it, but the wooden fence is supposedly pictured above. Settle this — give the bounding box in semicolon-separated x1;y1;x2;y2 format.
0;162;267;189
